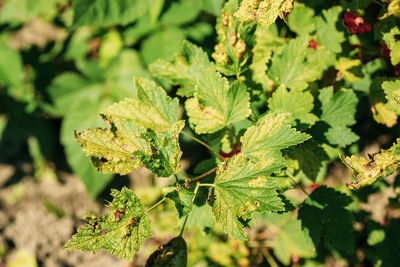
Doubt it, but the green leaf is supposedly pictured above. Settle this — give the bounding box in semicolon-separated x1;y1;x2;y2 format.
273;219;316;265
103;78;179;131
145;236;187;267
0;0;61;24
268;86;318;126
250;24;285;90
240;113;311;162
319;87;359;147
150;41;213;97
369;77;398;127
0;44;24;87
382;79;400;114
45;73;94;116
60;93;114;198
65;187;152;260
335;58;362;82
160;0;200;25
316;6;345;53
341;139;400;189
366;220;400;266
185;69;251;134
141;28;186;65
211;154;286;240
76;78;183;177
166;188;195;218
325;126;359;147
382;25;400;65
71;0;152;28
284;141;329;181
234;0;294;27
268;35;322;90
298;186;354;254
287;3;316;35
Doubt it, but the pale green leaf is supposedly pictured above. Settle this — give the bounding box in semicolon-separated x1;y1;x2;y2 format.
370;77;399;127
268;86;318;126
341;139;400;189
141;27;186;65
149;41;213;97
335;58;362;82
211;154;286;240
287;3;316;35
234;0;294;27
65;187;152;260
316;6;345;53
60;94;114;198
240;113;311;162
382;79;400;114
160;0;200;25
103;78;179;131
268;35;321;90
185;69;251;134
71;0;152;28
145;236;187;267
0;44;24;87
325;126;359;147
383;26;400;65
250;25;285;89
273;219;316;265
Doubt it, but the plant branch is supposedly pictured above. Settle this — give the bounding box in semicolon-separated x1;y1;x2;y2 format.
181;131;225;160
187;166;218;184
179;215;189;236
145;197;166;213
286;171;309;196
263;249;279;267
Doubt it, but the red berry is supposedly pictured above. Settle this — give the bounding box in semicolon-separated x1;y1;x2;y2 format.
308;39;318;50
380;43;391;59
395;64;400;77
342;11;371;35
354;16;364;25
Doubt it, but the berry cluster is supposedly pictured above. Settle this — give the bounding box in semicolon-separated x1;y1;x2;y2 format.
342;11;371;34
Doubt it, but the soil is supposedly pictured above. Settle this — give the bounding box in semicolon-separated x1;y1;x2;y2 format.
0;166;129;267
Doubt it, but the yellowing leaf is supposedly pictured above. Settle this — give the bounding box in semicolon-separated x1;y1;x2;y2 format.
76;78;184;177
335;58;362;82
211;154;286;240
150;40;213;97
185;69;251;134
240;113;311;162
65;187;152;260
235;0;294;27
341;139;400;189
103;78;179;131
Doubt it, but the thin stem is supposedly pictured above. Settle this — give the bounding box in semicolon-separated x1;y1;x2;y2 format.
371;0;385;7
188;166;218;184
286;171;309;196
179;215;189;236
178;171;190;183
181;131;225;160
263;249;279;267
146;197;166;213
197;183;215;187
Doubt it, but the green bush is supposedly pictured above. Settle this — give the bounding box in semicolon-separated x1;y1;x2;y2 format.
1;0;400;266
